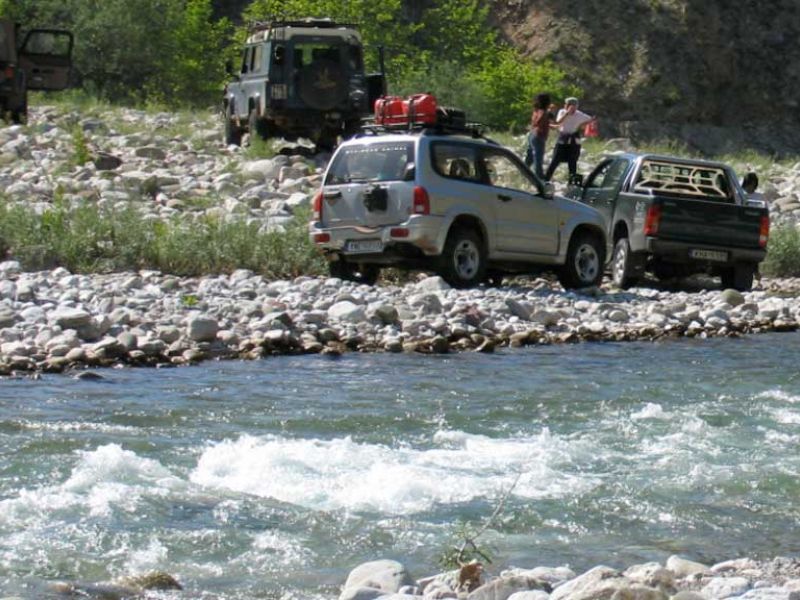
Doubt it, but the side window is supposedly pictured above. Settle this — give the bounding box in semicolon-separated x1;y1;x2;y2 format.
601;159;630;189
249;45;259;73
584;160;612;189
240;48;250;74
431;142;480;182
482;150;540;195
251;44;263;73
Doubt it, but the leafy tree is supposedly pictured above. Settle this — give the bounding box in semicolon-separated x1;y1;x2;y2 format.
151;0;233;104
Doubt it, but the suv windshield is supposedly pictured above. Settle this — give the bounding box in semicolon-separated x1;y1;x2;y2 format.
326;142;414;184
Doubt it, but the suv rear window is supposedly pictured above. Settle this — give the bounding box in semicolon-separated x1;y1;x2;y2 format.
326;142;414;184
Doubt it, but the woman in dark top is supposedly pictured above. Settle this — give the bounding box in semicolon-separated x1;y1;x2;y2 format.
524;93;552;179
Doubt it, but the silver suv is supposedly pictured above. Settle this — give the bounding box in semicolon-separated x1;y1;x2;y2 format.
309;128;608;288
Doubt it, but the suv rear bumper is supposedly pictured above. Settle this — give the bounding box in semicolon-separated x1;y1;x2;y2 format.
310;215;446;262
646;238;767;265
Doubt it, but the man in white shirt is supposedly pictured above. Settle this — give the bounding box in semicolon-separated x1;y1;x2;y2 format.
544;97;596;183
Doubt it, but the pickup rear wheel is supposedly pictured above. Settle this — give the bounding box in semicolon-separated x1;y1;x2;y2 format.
721;264;755;291
611;238;639;289
329;260;380;286
439;228;487;288
559;231;604;289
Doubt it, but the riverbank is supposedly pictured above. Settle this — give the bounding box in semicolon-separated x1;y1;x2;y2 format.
1;261;800;375
337;555;800;600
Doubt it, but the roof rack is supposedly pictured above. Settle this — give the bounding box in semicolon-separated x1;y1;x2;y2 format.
356;121;498;144
248;18;358;33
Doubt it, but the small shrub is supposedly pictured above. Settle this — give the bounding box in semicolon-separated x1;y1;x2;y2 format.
70;126;91;167
762;225;800;278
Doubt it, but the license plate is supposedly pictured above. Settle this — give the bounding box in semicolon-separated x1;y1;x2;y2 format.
345;239;383;254
690;248;728;262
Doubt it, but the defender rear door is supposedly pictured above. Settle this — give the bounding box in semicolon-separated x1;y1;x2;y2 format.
18;28;73;90
0;19;15;63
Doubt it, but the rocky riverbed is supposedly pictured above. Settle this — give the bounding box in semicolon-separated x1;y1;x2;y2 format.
1;105;800;374
337;555;800;600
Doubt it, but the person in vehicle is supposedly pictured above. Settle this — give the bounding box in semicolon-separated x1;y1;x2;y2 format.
545;97;596;183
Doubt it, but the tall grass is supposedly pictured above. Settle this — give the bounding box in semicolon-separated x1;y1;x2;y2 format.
761;225;800;278
0;197;326;278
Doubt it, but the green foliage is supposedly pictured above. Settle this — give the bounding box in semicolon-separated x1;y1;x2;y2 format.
9;0;231;107
467;49;579;131
438;521;494;570
0;197;326;278
241;0;576;129
761;226;800;278
70;126;91;166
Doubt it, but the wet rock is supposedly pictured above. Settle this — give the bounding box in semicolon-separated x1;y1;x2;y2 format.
666;556;709;578
341;559;415;599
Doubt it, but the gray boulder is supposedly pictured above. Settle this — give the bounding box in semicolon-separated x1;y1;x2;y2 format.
187;315;219;342
342;560;415;599
469;576;551;600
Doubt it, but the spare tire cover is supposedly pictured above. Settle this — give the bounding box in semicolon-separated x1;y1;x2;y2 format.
297;60;348;110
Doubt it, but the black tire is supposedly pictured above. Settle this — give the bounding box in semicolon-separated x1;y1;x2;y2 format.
439;228;487;288
558;231;605;289
485;269;504;287
611;238;639;289
720;264;755;291
224;105;241;146
248;109;269;142
315;128;339;152
329;260;380;285
343;119;361;140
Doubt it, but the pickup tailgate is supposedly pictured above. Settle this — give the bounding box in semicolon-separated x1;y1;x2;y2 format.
649;195;767;248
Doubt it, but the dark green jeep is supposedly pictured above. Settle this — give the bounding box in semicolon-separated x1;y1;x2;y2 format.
222;18;385;150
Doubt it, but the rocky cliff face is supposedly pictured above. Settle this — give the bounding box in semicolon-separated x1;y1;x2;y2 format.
490;0;800;154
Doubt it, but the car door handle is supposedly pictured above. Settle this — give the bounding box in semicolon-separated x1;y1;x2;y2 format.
498;194;512;202
324;190;342;200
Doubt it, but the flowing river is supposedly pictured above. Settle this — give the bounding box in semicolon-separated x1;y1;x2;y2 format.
2;333;800;598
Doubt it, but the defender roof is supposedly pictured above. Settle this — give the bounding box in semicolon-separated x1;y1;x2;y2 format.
246;18;362;44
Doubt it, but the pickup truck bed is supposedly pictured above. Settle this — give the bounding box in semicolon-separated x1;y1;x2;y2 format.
570;153;769;290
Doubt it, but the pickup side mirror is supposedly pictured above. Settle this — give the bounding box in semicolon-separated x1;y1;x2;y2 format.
742;171;759;194
542;181;555;199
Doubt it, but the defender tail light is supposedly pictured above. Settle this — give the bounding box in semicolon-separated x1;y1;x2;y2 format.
312;190;323;221
759;215;770;248
644;204;662;236
313;232;330;244
412;186;430;215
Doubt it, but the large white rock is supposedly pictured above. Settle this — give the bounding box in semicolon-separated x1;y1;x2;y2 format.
328;301;366;323
241;159;280;181
186;315;219;342
468;575;550;600
666;556;709;578
701;577;750;599
341;560;415;599
50;307;92;329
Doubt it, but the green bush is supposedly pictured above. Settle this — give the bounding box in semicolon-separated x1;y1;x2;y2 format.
0;197;326;278
761;225;800;278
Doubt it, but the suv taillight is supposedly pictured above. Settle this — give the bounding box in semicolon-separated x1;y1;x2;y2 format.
644;204;662;236
412;186;430;215
759;215;770;248
312;190;323;221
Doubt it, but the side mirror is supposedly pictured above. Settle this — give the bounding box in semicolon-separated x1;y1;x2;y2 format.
403;163;415;181
542;181;555;199
273;44;285;66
